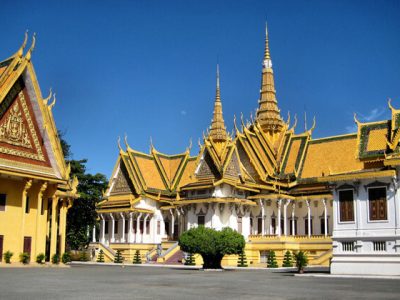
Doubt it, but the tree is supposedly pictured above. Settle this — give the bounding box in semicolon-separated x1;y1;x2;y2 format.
97;250;105;263
114;250;123;263
293;251;308;273
132;250;142;264
267;251;278;268
237;251;248;267
179;226;245;269
58;133;108;250
282;250;293;267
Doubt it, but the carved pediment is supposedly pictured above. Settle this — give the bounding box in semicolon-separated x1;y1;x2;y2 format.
0;83;48;164
110;163;134;195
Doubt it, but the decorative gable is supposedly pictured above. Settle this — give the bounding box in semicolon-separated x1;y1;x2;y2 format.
110;162;135;195
0;79;50;166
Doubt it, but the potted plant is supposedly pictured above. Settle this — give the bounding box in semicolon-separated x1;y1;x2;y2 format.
3;251;13;264
19;252;30;264
36;253;45;264
293;251;308;274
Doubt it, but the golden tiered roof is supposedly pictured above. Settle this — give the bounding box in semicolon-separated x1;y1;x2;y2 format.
100;26;400;213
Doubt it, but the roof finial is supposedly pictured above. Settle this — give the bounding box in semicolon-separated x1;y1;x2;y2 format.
124;133;130;149
208;64;227;142
264;22;272;68
17;30;29;58
26;32;36;61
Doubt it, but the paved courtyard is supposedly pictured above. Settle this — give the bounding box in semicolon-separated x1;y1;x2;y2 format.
0;265;399;299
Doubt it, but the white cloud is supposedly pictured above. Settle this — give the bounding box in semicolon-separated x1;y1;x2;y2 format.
180;110;187;116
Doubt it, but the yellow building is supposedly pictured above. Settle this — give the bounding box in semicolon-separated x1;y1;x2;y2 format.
95;26;400;271
0;33;78;263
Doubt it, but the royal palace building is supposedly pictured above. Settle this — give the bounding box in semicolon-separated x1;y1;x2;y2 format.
0;33;78;263
95;27;400;275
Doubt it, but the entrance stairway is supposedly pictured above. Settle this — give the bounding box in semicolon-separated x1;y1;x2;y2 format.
89;242;116;262
156;241;183;264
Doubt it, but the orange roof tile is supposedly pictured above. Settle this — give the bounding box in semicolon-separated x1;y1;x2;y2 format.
134;155;166;190
284;139;301;174
366;128;387;151
301;135;363;179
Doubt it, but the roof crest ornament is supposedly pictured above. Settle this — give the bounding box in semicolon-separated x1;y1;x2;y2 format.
354;113;361;126
17;30;29;58
124;133;130;150
42;88;52;105
289;114;297;132
26;32;36;61
49;93;56;110
117;136;122;152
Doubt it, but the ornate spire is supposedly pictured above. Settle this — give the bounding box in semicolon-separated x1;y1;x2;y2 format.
256;23;285;133
209;64;228;142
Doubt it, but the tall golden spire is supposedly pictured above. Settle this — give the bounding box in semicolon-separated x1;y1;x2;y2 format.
256;23;285;133
209;64;228;142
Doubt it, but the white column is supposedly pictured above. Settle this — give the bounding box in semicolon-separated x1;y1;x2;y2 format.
136;213;142;243
277;199;282;237
143;214;149;243
100;214;105;244
128;212;133;243
92;225;96;243
323;199;327;237
259;200;265;235
120;213;126;243
306;200;311;237
110;213;115;243
170;209;175;239
291;202;295;236
283;200;290;236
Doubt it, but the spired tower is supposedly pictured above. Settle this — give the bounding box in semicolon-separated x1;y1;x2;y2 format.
209;64;228;142
256;24;285;142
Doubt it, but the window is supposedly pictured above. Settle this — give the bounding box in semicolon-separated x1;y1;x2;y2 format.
339;190;354;222
104;221;109;234
114;221;118;234
271;217;276;235
373;241;386;251
342;241;355;252
0;194;6;211
368;187;387;221
125;220;129;234
146;219;150;234
25;196;30;214
320;218;329;235
260;251;268;263
198;215;205;226
257;217;263;234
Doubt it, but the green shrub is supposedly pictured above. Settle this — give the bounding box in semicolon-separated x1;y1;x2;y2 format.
36;253;45;264
80;250;88;262
52;254;60;264
4;251;13;263
267;251;278;268
179;226;245;269
132;250;141;264
282;250;293;267
184;253;195;266
62;252;71;264
237;251;248;267
114;250;123;263
97;250;105;263
294;251;308;273
19;252;30;264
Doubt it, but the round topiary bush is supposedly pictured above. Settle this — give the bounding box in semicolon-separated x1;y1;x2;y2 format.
179;226;245;269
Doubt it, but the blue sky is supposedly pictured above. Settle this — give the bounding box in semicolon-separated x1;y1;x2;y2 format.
1;0;399;177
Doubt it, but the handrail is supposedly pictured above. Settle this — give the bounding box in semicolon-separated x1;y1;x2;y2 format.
159;242;178;258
